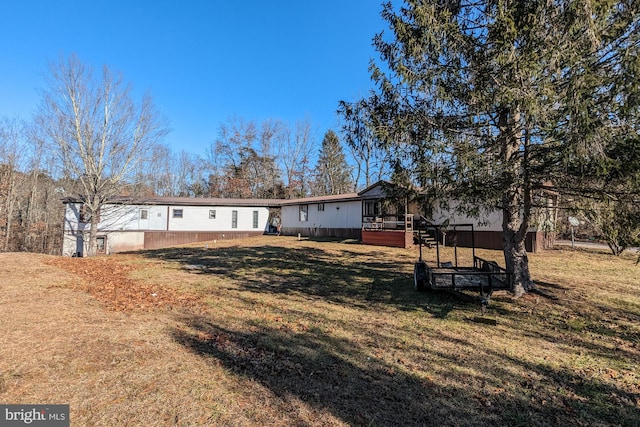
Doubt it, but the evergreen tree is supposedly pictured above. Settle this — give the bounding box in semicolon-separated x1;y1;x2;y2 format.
312;130;353;196
342;1;640;296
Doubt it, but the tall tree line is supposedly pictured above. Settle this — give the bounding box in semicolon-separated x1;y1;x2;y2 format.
200;117;357;199
0;55;363;255
0;117;66;253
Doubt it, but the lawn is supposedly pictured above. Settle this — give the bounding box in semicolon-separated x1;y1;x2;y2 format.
1;236;638;426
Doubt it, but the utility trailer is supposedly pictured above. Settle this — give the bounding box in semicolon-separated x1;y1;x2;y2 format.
413;223;512;313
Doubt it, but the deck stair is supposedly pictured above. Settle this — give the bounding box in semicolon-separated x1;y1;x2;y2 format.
413;216;438;248
414;232;437;248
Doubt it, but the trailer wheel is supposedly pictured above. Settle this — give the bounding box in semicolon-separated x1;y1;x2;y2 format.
414;262;427;291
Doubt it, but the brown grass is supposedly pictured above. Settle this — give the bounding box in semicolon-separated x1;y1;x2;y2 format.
0;237;638;426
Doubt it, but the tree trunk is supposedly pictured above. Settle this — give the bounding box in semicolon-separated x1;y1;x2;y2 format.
4;171;17;251
87;216;98;257
86;199;99;257
502;216;533;298
499;108;534;297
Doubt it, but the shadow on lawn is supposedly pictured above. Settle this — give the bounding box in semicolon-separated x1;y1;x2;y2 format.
172;312;639;427
173;313;477;426
137;244;471;317
139;244;639;425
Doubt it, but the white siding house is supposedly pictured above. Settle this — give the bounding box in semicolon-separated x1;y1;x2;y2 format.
427;192;558;252
61;181;557;254
62;196;279;255
280;193;363;239
278;181;557;252
431;203;505;232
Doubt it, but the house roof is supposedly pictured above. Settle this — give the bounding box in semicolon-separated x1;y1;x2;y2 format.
278;181;395;206
357;180;390;196
60;181;396;208
277;192;361;206
62;195;285;208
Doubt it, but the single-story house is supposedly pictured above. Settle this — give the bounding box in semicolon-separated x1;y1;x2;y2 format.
278;181;416;247
281;181;413;246
62;196;282;256
279;192;363;239
279;181;558;252
428;200;557;253
62;181;557;255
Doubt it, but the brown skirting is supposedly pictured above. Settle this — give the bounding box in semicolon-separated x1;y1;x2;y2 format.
442;230;545;253
280;227;362;240
143;231;264;250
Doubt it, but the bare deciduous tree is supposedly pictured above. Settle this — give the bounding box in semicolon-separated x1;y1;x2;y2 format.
36;54;168;256
276;119;315;198
0;117;24;251
206;116;286;199
338;98;390;190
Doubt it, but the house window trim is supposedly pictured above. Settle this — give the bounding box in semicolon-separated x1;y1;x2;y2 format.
364;200;381;217
299;205;308;222
317;203;325;212
209;209;216;219
96;235;107;254
140;209;149;220
231;210;238;229
252;210;259;229
172;208;184;219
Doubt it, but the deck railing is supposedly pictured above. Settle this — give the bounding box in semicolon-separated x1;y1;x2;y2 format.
362;214;414;231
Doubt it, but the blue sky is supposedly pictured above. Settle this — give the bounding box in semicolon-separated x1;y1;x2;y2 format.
0;1;386;156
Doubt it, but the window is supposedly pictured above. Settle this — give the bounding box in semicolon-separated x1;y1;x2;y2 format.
299;205;308;222
317;203;325;211
96;236;106;254
172;209;183;218
231;210;238;228
253;210;259;228
364;201;381;217
209;209;216;219
140;209;148;220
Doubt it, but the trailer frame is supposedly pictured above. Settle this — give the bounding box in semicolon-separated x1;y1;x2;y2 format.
414;223;512;313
